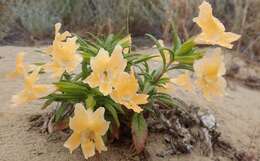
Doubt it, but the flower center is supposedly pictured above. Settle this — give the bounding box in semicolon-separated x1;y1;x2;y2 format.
80;130;95;143
122;95;132;102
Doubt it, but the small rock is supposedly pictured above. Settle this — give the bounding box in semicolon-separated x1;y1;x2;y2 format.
200;113;216;130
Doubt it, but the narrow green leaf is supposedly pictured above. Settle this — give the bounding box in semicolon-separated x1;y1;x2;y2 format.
175;40;195;56
54;104;67;122
171;23;182;52
105;104;120;127
41;98;54;109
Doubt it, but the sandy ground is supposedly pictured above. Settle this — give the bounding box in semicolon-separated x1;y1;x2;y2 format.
0;46;260;161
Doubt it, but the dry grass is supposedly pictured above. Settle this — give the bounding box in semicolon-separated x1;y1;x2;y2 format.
0;0;259;59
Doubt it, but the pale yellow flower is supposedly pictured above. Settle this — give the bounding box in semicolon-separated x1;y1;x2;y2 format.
64;104;109;159
171;72;193;92
85;45;127;96
193;1;241;49
110;71;148;113
53;23;72;42
193;48;226;100
45;23;82;78
44;60;64;78
11;67;55;107
7;52;25;79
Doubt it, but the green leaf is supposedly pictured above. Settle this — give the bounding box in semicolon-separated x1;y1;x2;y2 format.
131;113;148;153
175;40;195;56
145;34;167;67
152;93;182;108
169;64;193;71
54;103;69;122
44;93;83;102
105;104;120;127
55;81;89;95
171;23;181;52
133;55;158;64
174;52;203;65
41;98;54;109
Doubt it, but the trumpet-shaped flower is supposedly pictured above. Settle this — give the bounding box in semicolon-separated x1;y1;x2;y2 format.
193;1;241;49
193;48;226;100
85;45;127;96
64;104;110;159
45;23;82;78
11;67;55;107
7;52;26;79
171;72;193;92
110;71;148;113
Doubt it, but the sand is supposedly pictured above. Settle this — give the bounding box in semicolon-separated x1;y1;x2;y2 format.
0;46;259;161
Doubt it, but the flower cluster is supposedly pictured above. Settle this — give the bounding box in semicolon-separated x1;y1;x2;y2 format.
7;1;240;160
85;45;148;113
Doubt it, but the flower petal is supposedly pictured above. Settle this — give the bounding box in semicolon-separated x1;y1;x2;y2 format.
109;45;127;84
7;52;25;79
90;48;110;73
109;45;127;71
44;61;64;79
99;81;112;96
64;132;81;153
218;32;241;49
94;135;107;153
81;139;96;159
69;104;89;133
132;94;148;105
196;77;226;101
91;107;110;135
124;102;143;113
85;72;100;88
171;72;193;92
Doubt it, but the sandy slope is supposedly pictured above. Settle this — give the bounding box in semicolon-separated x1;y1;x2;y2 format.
0;46;259;161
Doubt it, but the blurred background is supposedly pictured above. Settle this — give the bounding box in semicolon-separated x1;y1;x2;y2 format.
0;0;259;62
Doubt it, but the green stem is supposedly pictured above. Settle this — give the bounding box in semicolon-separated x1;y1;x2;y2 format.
153;57;174;84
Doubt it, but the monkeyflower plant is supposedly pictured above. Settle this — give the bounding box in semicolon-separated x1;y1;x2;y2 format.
8;1;240;160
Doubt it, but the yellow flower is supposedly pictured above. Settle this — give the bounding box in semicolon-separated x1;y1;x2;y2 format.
85;45;127;96
44;60;64;78
110;71;148;113
7;52;26;79
53;23;72;42
45;23;82;78
64;104;109;159
193;1;241;49
171;72;193;92
193;48;226;100
11;67;55;107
